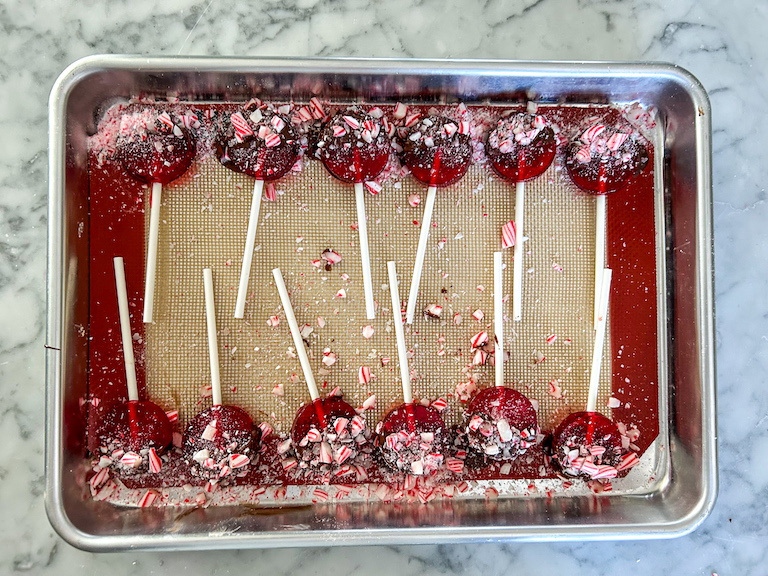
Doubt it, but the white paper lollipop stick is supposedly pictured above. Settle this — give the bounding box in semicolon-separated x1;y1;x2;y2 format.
387;261;413;404
586;268;612;413
355;182;376;320
405;184;437;324
142;182;163;324
593;194;606;330
272;268;320;401
234;179;265;319
494;251;504;389
512;181;525;322
203;268;223;407
113;257;139;402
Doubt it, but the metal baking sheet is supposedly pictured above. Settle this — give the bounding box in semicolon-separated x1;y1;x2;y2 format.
46;56;716;549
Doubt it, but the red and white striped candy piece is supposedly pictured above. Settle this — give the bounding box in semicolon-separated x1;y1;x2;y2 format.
467;414;484;432
350;415;365;436
458;121;470;135
443;122;458;137
297;106;313;122
218;465;232;478
431;397;448;411
201;420;218;441
270;115;286;132
258;421;274;438
501;220;516;249
230;111;254;140
202;457;216;469
257;125;270;139
590;445;606;457
446;457;464;472
546;334;557;345
230;454;250;468
120;451;142;468
307;428;322;442
358;365;371;384
364;181;382;195
332;125;347;137
575;146;592;163
606;132;629;151
264;133;281;148
472;309;484;321
580;124;606;143
309;97;325;119
393;102;408;120
616;452;640;472
333;417;349;435
362;325;375;339
156;111;175;130
592;464;618;479
138;490;159;507
89;467;110;489
165;409;179;423
404;112;421;127
335;445;353;465
148;447;162;473
281;457;298;471
312;488;329;502
343;115;361;130
319;441;333;464
470;331;489;348
498;139;513;153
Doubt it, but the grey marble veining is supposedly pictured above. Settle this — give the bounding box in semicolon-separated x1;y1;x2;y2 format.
1;0;766;573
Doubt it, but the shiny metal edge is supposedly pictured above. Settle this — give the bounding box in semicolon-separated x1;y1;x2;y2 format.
45;56;717;550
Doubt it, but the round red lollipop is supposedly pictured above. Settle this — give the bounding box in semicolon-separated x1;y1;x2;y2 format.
377;261;448;476
272;268;370;471
215;105;301;319
486;112;556;183
183;269;260;484
463;253;539;461
316;108;391;320
93;257;173;475
399;115;472;324
550;411;622;479
183;404;260;483
566;121;648;330
116;111;197;324
565;121;649;194
487;111;556;322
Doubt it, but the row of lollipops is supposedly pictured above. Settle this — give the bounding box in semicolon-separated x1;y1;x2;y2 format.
116;101;648;329
96;254;638;489
94;101;648;491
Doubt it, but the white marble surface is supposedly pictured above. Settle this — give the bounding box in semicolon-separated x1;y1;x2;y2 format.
1;0;765;573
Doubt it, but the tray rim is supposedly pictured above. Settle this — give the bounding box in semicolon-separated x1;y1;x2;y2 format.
46;55;716;551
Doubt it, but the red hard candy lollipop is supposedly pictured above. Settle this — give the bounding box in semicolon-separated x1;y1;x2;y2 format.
183;405;260;483
94;401;173;455
464;387;539;460
400;115;472;186
215;107;300;181
317;109;390;183
551;411;623;480
486;112;556;182
378;403;448;476
117;111;196;185
290;395;368;468
565;122;649;194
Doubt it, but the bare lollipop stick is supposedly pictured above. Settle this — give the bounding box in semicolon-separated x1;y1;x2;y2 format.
586;268;613;413
113;257;139;402
272;268;320;401
406;184;437;324
593;193;606;330
142;182;163;323
494;251;504;389
234;179;265;319
387;261;413;404
354;182;376;320
203;268;223;407
512;181;525;321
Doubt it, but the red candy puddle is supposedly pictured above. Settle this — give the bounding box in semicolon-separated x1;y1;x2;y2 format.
85;103;659;491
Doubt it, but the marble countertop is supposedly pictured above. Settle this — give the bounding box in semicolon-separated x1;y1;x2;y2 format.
2;0;765;573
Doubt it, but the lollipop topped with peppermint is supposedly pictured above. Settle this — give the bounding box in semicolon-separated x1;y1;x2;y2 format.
316;108;391;319
399;115;472;324
182;269;261;485
463;252;540;461
116;110;196;324
92;257;173;475
550;268;636;480
271;268;369;472
377;261;448;476
565;120;649;329
215;104;301;319
486;108;556;322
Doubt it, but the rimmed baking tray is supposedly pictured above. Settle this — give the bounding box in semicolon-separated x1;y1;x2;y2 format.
46;56;716;550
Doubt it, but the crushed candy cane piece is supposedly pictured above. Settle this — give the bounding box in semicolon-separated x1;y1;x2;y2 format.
501;221;516;249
